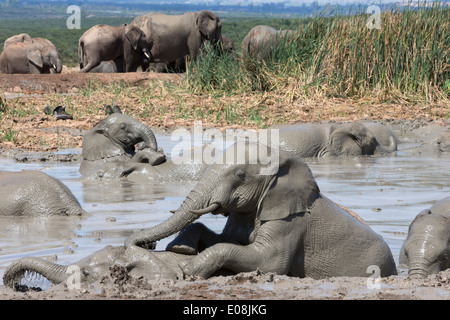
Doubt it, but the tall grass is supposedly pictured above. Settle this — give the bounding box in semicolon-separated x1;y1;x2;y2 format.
187;2;449;102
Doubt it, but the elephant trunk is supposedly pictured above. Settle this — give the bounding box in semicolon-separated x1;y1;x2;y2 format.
133;120;158;151
408;267;429;279
374;136;397;155
125;181;217;248
3;257;69;290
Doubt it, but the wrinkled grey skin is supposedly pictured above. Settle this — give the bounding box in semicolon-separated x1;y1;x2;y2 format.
79;113;161;177
0;37;62;74
272;122;397;158
125;143;397;279
241;25;295;60
3;246;198;290
78;24;151;73
399;197;450;279
0;170;85;216
88;60;119;73
3;33;33;49
131;10;222;70
406;127;450;155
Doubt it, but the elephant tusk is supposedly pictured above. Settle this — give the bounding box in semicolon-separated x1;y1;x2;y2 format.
144;52;150;59
53;64;57;70
189;203;220;216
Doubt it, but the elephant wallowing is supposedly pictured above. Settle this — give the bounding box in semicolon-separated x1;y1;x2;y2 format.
125;142;397;279
399;197;450;279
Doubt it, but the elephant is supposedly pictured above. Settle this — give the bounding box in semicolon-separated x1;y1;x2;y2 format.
271;122;397;158
78;24;151;73
0;170;85;216
241;25;296;61
0;37;62;74
399;197;450;279
2;245;198;291
131;10;222;70
88;60;119;73
79;113;163;177
406;127;450;154
3;33;33;49
125;142;397;279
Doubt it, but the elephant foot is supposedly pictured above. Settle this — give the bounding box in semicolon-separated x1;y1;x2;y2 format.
166;243;198;255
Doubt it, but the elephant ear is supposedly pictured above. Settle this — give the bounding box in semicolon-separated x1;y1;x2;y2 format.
329;123;366;156
196;11;216;40
81;128;127;161
257;153;320;221
27;49;44;68
125;26;142;51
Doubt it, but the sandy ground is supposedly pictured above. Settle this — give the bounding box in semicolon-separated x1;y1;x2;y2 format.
0;71;449;301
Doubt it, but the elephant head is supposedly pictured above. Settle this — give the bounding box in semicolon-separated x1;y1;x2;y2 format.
329;122;397;156
124;23;151;61
125;142;320;249
3;33;33;49
80;114;159;176
27;38;62;74
196;10;222;46
399;197;450;279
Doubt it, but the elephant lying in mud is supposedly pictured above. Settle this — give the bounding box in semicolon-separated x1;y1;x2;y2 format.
125;142;398;279
272;122;398;158
399;197;450;279
0;170;85;216
3;246;198;290
405;127;450;155
80;113;164;177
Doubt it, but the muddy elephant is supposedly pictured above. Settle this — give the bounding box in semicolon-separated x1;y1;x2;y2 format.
0;37;62;74
2;245;198;290
399;197;450;279
79;113;163;176
131;10;222;70
78;24;151;73
241;25;295;60
125;142;397;279
0;170;85;216
406;127;450;155
3;33;33;49
272;122;397;158
88;60;119;73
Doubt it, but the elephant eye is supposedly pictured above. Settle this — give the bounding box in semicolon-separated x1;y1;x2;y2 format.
120;123;126;130
234;169;246;180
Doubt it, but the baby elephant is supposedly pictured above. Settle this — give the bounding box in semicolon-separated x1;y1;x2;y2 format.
0;170;85;216
78;23;151;73
399;197;450;279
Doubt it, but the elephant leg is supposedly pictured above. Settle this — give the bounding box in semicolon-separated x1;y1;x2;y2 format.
80;57;102;73
179;219;298;278
166;222;226;255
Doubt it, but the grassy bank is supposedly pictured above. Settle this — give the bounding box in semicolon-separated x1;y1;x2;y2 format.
187;2;449;104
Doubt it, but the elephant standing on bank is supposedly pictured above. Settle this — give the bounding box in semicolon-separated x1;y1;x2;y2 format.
0;37;62;74
0;170;85;216
272;122;397;158
125;142;397;279
3;245;198;290
131;10;222;71
79;113;163;176
78;24;151;73
399;197;450;279
241;25;295;60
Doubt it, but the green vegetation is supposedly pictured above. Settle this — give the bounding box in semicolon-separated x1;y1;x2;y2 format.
187;2;449;103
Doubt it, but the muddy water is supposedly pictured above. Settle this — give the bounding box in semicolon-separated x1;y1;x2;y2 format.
0;133;449;286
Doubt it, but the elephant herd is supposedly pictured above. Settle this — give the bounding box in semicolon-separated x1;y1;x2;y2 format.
2;110;449;290
1;9;299;74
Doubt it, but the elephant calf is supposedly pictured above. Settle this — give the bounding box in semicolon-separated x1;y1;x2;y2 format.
78;23;151;73
0;170;85;216
399;197;450;279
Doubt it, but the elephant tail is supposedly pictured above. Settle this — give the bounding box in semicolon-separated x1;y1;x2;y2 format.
78;40;85;69
3;257;69;291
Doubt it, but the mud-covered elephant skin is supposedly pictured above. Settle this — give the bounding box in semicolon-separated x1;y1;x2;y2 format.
2;245;200;290
0;170;85;216
78;24;151;73
79;113;162;176
0;37;62;74
125;142;397;279
399;197;450;279
3;33;34;49
406;127;450;155
241;25;295;60
131;10;222;69
88;60;119;73
272;122;397;158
